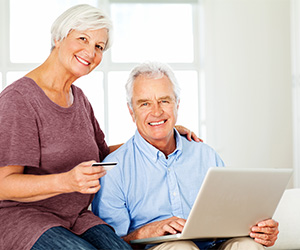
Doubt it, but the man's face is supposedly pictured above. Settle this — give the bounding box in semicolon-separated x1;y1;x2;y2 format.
128;74;179;147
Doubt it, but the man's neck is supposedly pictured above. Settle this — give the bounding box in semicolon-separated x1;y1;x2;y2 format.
149;133;177;159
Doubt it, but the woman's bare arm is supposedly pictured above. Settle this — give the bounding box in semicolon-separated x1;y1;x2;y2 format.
0;161;106;202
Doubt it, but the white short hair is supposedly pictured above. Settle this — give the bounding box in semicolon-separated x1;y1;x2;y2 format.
51;4;113;51
125;62;181;108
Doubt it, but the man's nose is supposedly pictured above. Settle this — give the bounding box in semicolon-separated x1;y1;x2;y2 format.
151;102;163;116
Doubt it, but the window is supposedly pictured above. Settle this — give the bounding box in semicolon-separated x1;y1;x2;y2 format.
110;3;194;63
291;0;300;187
1;0;204;145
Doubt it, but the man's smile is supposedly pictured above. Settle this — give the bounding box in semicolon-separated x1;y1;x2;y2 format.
149;120;167;126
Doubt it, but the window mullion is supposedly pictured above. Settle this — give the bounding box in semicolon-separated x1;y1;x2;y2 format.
1;0;9;89
109;0;198;3
193;0;204;138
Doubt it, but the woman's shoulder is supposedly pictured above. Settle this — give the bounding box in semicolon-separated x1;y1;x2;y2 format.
1;77;39;99
71;84;92;108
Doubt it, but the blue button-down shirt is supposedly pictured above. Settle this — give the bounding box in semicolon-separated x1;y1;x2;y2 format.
92;129;225;249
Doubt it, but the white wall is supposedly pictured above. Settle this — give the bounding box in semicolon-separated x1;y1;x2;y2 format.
204;0;293;184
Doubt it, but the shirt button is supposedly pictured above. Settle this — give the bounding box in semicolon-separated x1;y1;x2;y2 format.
173;192;177;196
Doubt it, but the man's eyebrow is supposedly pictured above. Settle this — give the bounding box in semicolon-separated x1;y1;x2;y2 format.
136;99;150;105
158;96;173;101
136;96;174;104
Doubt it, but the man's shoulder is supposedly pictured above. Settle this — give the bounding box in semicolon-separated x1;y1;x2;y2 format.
179;135;224;166
180;135;216;152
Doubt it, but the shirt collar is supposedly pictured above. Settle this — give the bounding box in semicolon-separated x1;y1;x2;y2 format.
133;128;183;163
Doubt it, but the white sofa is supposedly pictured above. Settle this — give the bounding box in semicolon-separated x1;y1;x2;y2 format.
268;188;300;250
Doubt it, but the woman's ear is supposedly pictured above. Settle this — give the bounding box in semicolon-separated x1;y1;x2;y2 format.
54;39;61;49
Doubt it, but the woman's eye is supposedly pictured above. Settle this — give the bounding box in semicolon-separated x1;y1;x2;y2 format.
96;44;104;51
79;37;87;41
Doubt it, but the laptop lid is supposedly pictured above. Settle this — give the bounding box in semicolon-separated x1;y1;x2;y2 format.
131;167;292;244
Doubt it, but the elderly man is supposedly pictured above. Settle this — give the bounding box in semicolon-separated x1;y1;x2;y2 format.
92;62;279;250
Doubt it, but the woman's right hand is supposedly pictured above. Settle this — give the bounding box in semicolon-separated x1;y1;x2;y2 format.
0;160;106;202
64;161;106;194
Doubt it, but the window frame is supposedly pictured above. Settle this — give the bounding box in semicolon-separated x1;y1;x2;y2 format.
1;0;205;144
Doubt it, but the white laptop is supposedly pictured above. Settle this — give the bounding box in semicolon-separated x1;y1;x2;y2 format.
131;167;292;244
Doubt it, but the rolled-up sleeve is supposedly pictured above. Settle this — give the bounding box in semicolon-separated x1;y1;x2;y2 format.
92;157;131;237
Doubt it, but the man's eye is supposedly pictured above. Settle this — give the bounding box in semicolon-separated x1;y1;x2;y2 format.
141;103;148;107
79;37;87;41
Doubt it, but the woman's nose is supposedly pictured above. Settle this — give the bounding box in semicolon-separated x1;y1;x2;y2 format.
85;45;96;58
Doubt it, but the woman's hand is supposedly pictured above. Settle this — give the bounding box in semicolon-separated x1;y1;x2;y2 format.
65;161;106;194
175;125;203;142
0;161;105;202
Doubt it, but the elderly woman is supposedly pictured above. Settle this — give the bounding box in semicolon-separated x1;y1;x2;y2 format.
0;5;132;250
0;4;197;250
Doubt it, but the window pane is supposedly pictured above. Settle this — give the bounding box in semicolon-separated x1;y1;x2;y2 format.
10;0;97;63
0;73;2;91
74;72;105;128
111;3;194;63
107;71;135;145
175;71;199;135
6;71;28;87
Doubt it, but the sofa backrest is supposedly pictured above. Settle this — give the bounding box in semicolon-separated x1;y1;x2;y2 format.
269;188;300;250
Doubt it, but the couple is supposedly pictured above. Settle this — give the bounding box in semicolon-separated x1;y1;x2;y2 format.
0;4;278;250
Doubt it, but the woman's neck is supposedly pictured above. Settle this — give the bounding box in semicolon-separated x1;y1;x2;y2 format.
25;53;76;108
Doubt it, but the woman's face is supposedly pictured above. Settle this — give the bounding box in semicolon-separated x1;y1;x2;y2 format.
55;28;108;78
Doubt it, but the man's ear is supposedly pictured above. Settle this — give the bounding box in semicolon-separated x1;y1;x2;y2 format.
127;103;136;123
177;99;180;110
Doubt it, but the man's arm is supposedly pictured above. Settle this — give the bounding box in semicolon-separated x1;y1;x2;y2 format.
250;219;279;247
123;216;186;244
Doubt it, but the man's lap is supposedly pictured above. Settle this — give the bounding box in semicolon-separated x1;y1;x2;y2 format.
145;237;264;250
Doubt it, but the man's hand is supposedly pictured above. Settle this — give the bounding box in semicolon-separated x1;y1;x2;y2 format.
250;219;279;247
123;216;186;244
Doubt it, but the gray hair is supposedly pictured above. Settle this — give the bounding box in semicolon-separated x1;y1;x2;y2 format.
125;62;181;109
51;4;113;51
